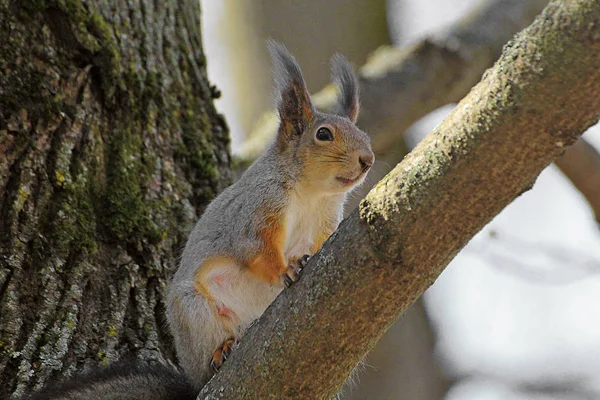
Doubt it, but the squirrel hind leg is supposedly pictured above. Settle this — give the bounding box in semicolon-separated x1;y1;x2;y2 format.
166;285;231;390
210;337;236;372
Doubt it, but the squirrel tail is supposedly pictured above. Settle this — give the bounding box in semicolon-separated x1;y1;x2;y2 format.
23;363;197;400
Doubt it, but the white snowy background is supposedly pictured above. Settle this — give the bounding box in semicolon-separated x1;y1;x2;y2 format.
202;1;600;398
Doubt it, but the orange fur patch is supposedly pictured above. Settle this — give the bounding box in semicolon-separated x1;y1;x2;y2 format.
247;214;287;285
312;229;333;254
193;256;237;302
301;101;313;120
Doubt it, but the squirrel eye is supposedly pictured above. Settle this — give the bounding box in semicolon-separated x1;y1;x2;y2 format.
316;127;334;141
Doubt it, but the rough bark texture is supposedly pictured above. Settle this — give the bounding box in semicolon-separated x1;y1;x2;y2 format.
555;139;600;223
0;0;230;398
200;1;600;399
343;300;450;400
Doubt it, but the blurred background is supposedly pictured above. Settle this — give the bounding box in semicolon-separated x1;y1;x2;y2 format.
200;1;600;399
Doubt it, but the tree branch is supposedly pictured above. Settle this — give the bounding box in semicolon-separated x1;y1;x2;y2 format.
554;139;600;223
200;1;600;398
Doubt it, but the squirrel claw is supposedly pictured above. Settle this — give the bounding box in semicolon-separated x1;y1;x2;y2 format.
282;264;301;288
211;338;236;373
210;358;221;373
281;255;310;287
298;254;310;268
283;266;299;287
283;274;294;288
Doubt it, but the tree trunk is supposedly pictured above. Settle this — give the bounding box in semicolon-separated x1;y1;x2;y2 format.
0;1;230;398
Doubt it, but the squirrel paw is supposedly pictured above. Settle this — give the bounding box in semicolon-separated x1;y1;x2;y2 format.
211;337;236;373
298;254;310;268
282;254;310;288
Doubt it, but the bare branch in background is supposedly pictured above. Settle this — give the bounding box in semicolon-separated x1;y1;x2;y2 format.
236;0;549;209
555;139;600;224
467;231;600;284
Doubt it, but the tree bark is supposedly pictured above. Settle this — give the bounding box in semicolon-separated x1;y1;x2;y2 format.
199;1;600;399
0;0;230;398
343;300;451;400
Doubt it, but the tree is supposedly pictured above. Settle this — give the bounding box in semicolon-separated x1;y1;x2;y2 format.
0;0;229;397
2;1;599;400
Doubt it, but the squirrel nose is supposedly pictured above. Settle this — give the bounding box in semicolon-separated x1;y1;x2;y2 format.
359;151;374;172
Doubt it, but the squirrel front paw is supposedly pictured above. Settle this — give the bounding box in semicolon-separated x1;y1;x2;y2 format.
282;254;310;288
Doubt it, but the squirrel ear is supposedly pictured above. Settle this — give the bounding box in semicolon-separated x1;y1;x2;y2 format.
268;40;314;140
331;54;359;123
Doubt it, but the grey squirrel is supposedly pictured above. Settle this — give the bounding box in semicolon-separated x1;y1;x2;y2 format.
24;41;373;399
166;40;373;391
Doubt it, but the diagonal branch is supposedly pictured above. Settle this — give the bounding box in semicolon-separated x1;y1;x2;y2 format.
200;1;600;399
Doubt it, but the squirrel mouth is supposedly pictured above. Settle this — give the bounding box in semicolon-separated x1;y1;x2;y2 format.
336;172;363;187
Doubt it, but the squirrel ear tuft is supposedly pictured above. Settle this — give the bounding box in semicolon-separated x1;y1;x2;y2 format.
331;54;359;123
268;40;314;140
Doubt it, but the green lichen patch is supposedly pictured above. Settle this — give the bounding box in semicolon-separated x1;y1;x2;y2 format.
100;123;161;244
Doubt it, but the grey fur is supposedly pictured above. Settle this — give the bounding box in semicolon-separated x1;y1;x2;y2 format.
267;39;312;111
331;53;360;122
167;147;301;389
24;363;196;400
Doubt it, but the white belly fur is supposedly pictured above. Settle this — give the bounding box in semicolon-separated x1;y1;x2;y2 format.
203;260;281;336
284;192;322;261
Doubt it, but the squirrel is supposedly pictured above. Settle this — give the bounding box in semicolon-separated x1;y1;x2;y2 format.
22;41;373;399
166;40;374;390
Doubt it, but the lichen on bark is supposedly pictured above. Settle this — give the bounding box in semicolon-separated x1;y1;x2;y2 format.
0;0;230;397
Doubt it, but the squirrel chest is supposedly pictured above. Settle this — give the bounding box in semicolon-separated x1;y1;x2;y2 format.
282;191;343;262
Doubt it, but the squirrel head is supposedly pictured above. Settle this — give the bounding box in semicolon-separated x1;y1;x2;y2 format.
268;41;374;195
